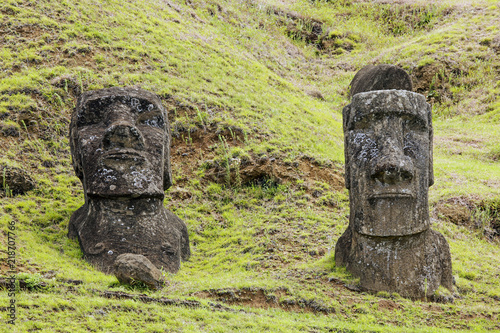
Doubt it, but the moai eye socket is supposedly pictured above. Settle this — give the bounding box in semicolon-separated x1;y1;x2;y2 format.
352;113;377;131
402;114;428;133
137;112;165;128
350;132;378;161
77;101;110;127
403;133;419;158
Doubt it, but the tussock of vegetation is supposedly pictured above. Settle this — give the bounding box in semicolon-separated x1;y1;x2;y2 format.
1;0;499;332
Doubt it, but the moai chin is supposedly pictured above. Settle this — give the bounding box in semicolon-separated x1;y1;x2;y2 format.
68;87;190;274
335;88;453;298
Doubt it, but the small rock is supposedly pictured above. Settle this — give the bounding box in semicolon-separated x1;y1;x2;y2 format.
328;277;342;284
50;74;81;96
114;253;165;290
491;35;500;53
431;294;455;304
169;186;192;200
0;123;20;137
312;190;322;198
0;165;36;195
258;156;269;165
306;90;325;100
42;270;57;279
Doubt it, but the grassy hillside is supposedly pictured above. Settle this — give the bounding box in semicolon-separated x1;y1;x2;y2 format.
1;0;499;331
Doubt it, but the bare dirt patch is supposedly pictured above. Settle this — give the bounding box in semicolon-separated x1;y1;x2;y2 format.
194;287;337;314
434;196;500;239
434;197;475;227
411;60;465;103
202;154;344;190
377;299;402;311
165;97;344;191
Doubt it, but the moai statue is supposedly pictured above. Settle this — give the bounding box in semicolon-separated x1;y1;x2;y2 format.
68;87;190;274
335;65;453;298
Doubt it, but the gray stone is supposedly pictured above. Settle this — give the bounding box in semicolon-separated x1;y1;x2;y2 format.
349;64;412;97
114;253;164;290
335;89;453;298
491;35;500;53
68;87;190;274
0;164;35;195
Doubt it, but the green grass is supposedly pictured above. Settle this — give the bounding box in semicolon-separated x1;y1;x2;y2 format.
1;0;500;331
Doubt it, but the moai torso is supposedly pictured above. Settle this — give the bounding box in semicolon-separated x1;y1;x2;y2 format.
68;87;190;274
335;65;453;298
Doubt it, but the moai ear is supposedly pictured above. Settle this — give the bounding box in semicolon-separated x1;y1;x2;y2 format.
69;108;84;182
343;105;351;189
344;138;350;189
163;108;173;190
164;158;173;189
428;105;434;187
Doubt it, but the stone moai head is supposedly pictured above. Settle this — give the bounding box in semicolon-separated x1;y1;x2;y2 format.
68;87;190;277
336;65;453;298
343;90;433;236
69;87;172;200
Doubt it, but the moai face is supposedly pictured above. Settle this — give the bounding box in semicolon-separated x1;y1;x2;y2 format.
70;88;172;199
343;90;433;237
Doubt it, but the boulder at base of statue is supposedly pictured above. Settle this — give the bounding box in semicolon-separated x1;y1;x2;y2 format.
349;64;412;97
114;253;165;290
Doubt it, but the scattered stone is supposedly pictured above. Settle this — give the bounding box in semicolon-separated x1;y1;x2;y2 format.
114;253;165;290
311;190;322;198
0;122;20;137
68;87;190;274
335;87;453;299
0;164;36;195
306;90;325;100
327;277;342;284
101;290;202;308
50;74;81;96
169;186;192;200
42;270;57;279
431;294;455;304
60;279;83;285
490;35;500;53
0;277;47;291
349;64;412;97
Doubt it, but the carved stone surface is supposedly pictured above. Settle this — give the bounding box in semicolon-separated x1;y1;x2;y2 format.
69;87;190;274
349;64;412;97
335;89;453;298
114;253;165;290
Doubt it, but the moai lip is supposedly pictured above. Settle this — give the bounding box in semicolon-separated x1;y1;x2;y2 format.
68;87;190;274
335;88;453;299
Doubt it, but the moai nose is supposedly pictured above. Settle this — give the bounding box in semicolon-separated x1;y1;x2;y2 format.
371;139;414;185
103;122;145;150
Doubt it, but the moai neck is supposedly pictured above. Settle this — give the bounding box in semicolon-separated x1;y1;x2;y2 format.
85;196;165;219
